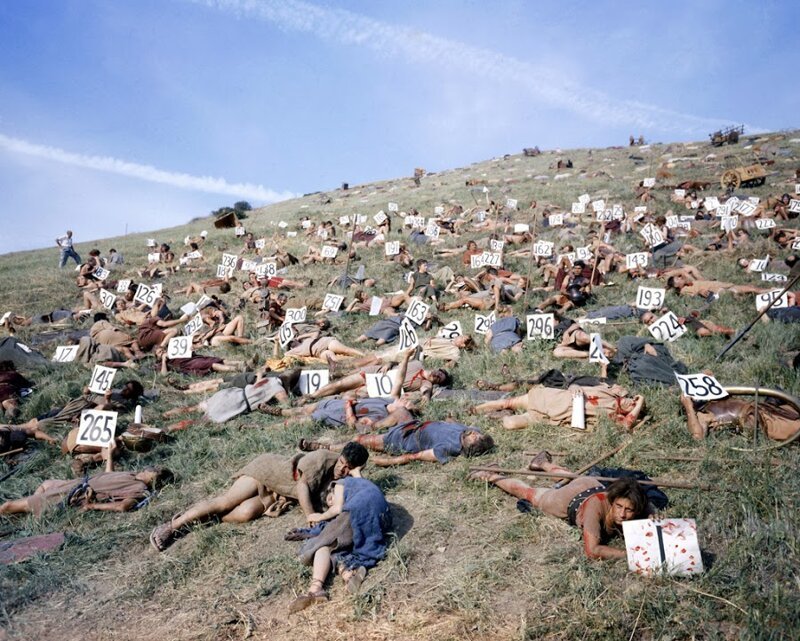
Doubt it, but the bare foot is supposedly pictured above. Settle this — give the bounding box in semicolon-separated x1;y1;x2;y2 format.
527;450;552;471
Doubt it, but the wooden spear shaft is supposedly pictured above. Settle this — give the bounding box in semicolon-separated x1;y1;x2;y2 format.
468;466;722;491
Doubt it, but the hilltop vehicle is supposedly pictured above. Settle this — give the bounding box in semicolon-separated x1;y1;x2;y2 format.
719;162;767;191
709;125;744;147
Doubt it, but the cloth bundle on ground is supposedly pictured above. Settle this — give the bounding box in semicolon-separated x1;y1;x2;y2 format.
0;337;48;370
489;317;521;352
75;336;123;364
364;316;403;343
311;398;392;427
532;368;611;389
295;477;392;570
27;328;88;347
610;336;687;385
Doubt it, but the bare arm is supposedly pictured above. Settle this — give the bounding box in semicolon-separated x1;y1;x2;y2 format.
371;449;439;466
295;480;316;516
307;483;345;524
82;498;138;512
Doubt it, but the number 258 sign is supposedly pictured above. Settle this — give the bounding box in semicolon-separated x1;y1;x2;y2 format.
76;409;118;447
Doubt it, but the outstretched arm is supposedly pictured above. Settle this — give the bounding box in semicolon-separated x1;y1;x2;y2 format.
371;449;439;466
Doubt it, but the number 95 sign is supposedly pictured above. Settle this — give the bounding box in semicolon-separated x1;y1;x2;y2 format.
76;409;118;447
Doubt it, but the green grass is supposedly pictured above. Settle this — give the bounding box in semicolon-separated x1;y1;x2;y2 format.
1;131;799;640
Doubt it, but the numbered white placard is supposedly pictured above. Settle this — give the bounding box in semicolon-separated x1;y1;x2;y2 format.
576;193;589;205
612;204;625;220
513;223;529;233
322;293;344;313
147;239;157;247
489;239;505;253
674;189;686;198
636;286;666;310
792;239;800;251
549;214;564;226
704;196;720;212
526;313;554;340
474;312;496;335
221;253;238;269
147;252;160;264
425;222;440;239
737;201;757;217
186;250;202;260
196;295;212;310
533;241;554;257
755;290;789;312
216;264;234;279
762;273;787;283
321;245;339;259
299;370;330;395
385;241;400;256
397;318;420;351
747;258;769;273
643;177;655;188
285;307;307;324
255;262;277;278
634;206;648;214
476;210;486;222
116;279;131;293
720;215;738;232
52;345;79;363
93;267;110;281
387;202;399;213
255;238;266;250
76;409;118;448
592;199;605;213
588;333;609;363
369;296;383;316
576;246;593;261
640;224;665;247
405;298;430;326
481;251;502;267
505;198;518;209
88;365;117;394
623;518;703;577
301;220;312;229
470;253;485;269
596;209;613;223
675;373;728;400
355;214;367;225
239;259;255;273
754;218;776;230
438;321;463;339
180;302;197;317
183;313;204;337
366;371;399;398
433;205;444;215
134;283;158;307
285;231;296;238
577;317;606;325
626;253;649;270
279;322;295;348
278;221;288;228
339;215;351;226
167;336;193;359
665;215;679;229
235;227;246;236
647;311;686;343
571;202;585;215
99;289;116;310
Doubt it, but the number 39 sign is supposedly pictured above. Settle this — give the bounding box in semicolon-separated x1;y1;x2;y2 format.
167;336;192;359
76;409;118;448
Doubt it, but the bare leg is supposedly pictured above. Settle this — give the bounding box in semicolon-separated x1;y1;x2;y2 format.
680;394;707;439
171;476;261;529
474;394;529;414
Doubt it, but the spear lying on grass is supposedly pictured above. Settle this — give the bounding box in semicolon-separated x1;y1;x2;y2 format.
468;466;724;492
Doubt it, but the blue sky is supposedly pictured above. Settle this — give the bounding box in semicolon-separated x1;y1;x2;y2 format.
0;0;797;254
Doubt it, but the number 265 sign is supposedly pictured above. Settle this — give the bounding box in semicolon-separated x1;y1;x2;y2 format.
76;409;118;447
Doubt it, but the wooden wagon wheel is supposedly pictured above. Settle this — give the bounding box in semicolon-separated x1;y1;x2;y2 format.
720;170;740;191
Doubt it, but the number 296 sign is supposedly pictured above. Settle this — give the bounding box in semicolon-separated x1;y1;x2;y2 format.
526;313;554;340
88;365;117;394
76;409;118;448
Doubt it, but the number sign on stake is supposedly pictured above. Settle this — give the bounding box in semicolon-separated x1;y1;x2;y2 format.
385;241;400;256
216;264;234;278
255;262;277;278
513;223;529;233
366;371;399;398
470;253;484;269
675;373;728;400
571;202;585;214
762;273;787;283
116;279;131;293
134;283;158;307
505;198;518;209
52;345;79;363
533;240;554;257
647;311;686;343
279;323;295;348
425;222;440;239
526;313;554;340
322;293;344;313
720;215;738;232
369;296;383;316
747;257;769;273
221;253;238;268
489;239;505;252
99;289;116;310
255;238;266;249
147;239;157;247
640;224;665;247
636;286;666;310
76;409;118;448
88;365;117;394
285;307;307;324
397;318;420;351
405;298;430;326
93;267;110;281
576;246;592;261
183;313;204;336
321;245;338;259
167;336;192;359
299;370;330;395
588;333;609;363
626;253;649;270
755;218;775;230
438;321;463;339
481;251;502;267
592;199;605;213
474;312;496;335
549;214;564;226
387;202;399;212
147;252;160;264
737;201;757;216
755;290;789;312
643;177;655;188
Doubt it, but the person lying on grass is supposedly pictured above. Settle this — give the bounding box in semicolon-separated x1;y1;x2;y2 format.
150;442;369;552
286;472;391;614
472;380;645;431
32;380;144;431
0;440;172;517
468;452;654;560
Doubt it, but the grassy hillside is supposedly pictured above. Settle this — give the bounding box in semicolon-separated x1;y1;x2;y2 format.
1;132;799;641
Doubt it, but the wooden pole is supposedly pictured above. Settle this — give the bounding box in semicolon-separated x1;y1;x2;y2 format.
521;204;539;312
553;440;632;489
468;466;723;492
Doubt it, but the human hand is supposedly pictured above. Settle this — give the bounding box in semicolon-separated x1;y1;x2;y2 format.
307;512;324;525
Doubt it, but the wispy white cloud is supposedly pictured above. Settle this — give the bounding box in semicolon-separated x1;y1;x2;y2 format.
195;0;754;134
0;132;297;202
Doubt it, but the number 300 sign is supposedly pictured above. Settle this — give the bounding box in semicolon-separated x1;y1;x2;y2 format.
76;409;118;447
